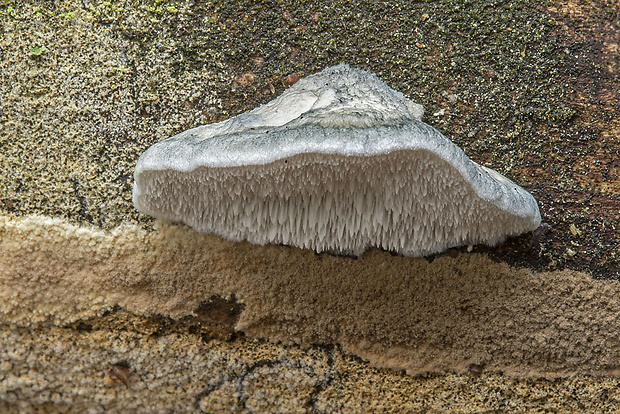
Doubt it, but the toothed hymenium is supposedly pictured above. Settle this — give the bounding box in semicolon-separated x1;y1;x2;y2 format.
133;64;541;256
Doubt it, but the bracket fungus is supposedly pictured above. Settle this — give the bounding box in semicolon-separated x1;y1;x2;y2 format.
133;64;541;256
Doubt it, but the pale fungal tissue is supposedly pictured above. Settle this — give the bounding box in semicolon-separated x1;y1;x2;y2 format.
133;64;541;256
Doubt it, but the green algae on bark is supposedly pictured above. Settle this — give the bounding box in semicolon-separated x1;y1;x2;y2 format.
0;0;617;277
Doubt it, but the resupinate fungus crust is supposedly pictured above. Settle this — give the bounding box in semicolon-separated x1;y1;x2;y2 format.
133;64;541;256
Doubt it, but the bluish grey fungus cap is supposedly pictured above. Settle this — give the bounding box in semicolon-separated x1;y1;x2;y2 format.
133;64;541;256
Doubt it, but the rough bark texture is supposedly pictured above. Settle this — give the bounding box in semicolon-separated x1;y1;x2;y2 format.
0;0;618;412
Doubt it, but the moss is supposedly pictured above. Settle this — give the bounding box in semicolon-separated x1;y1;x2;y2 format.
0;0;617;277
27;44;47;56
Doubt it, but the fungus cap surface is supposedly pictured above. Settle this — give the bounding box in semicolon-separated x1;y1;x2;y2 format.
133;64;541;256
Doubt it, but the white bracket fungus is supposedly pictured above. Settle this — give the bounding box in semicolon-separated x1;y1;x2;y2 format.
133;64;541;256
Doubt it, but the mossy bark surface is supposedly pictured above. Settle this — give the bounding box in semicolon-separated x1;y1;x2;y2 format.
0;0;618;412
